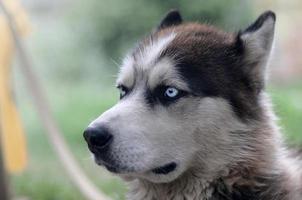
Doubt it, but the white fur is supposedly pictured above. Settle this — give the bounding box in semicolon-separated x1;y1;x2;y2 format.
117;33;177;89
117;55;135;88
138;32;176;68
148;58;189;90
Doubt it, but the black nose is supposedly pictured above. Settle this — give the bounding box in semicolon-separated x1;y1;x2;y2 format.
83;126;113;149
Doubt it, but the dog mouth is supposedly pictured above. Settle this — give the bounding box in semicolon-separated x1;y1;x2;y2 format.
102;161;178;175
95;158;129;174
93;150;178;175
151;162;177;174
104;164;121;173
96;157;177;175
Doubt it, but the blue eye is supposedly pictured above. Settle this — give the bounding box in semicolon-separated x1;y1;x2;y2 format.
165;87;179;98
149;85;188;106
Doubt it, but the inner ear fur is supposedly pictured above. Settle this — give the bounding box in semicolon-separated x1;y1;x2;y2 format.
237;11;276;92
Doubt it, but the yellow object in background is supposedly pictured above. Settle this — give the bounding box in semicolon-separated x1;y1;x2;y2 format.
0;0;30;173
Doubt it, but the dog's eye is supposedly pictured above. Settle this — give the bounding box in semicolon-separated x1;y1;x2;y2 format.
117;85;128;99
153;85;188;105
165;87;179;98
162;86;187;102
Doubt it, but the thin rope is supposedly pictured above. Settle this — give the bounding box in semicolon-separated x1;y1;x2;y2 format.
0;1;111;200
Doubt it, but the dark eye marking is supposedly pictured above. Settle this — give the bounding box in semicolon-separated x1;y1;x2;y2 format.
117;84;129;99
152;85;188;105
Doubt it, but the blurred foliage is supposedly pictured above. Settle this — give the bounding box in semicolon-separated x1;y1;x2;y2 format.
269;83;302;145
69;0;253;68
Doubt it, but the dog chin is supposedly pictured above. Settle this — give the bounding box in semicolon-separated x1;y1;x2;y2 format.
94;157;133;174
139;165;184;183
94;156;183;183
118;166;184;184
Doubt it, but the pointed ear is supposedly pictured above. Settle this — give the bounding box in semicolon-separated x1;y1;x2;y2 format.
157;9;182;30
237;11;276;92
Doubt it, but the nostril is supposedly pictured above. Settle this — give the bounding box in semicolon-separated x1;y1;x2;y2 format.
83;126;113;148
90;132;113;148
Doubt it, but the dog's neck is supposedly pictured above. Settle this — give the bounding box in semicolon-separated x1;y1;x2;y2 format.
126;160;300;200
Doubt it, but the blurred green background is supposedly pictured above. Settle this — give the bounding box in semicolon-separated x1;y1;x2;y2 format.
9;0;302;199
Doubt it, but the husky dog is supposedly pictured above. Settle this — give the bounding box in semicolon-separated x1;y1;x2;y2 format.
83;10;302;199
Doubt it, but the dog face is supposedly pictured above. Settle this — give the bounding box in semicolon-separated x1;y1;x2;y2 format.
84;10;276;183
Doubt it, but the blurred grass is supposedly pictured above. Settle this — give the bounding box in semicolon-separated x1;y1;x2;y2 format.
10;80;302;200
269;82;302;144
11;83;127;200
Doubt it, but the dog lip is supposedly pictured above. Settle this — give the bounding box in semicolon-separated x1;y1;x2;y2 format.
152;162;177;175
95;159;122;173
104;164;121;173
96;159;134;174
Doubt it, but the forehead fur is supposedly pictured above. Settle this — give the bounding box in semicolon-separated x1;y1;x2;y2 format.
136;23;236;66
118;23;235;85
158;22;234;46
117;32;176;87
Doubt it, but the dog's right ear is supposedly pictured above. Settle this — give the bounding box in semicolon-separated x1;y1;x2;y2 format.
236;11;276;92
157;9;182;30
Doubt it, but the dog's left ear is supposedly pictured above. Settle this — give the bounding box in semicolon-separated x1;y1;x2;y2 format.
157;9;182;30
237;11;276;91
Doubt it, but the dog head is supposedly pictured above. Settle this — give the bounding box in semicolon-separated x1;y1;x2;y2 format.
84;10;276;183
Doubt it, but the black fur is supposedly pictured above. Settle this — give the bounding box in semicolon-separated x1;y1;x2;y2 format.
159;35;262;121
210;173;290;200
242;11;276;34
152;162;177;174
157;9;183;30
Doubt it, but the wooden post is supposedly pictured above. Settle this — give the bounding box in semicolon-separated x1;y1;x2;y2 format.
0;128;10;200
